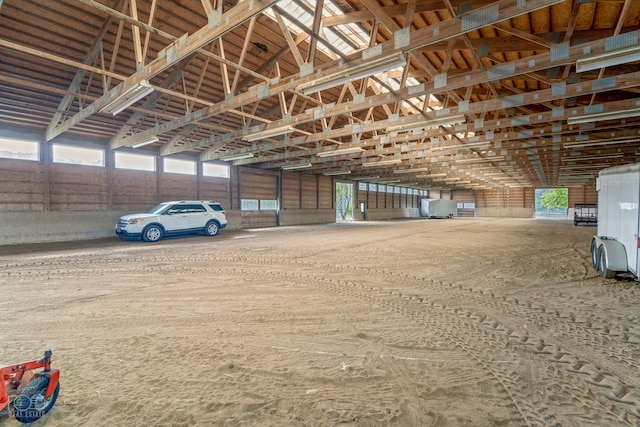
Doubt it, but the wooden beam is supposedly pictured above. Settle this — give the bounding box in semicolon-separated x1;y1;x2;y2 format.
45;0;279;141
129;0;144;68
0;39;125;81
120;0;565;148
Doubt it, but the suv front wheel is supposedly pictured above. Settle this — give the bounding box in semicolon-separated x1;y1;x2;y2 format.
205;221;220;236
143;225;163;242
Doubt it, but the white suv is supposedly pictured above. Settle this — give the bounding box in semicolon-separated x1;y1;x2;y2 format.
115;201;227;242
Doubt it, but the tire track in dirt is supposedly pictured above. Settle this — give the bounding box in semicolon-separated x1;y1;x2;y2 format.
4;247;640;424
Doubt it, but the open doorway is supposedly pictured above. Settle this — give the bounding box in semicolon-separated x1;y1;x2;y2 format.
535;188;568;218
335;182;354;221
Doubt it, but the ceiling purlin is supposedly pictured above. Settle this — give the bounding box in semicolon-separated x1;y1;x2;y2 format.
585;0;633;107
325;0;499;28
236;68;640;170
208;10;619;163
45;0;279;142
124;0;565;156
47;0;123;133
0;38;125;82
124;1;556;158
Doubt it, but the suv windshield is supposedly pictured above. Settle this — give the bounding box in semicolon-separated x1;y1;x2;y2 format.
147;203;171;215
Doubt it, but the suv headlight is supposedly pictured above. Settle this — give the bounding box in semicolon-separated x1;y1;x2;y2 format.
129;217;146;224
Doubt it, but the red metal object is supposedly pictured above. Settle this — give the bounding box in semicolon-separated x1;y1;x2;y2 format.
1;349;60;423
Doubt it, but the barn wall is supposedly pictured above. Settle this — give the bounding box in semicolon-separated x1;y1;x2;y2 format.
567;183;598;206
0;146;601;245
279;173;334;226
474;187;535;218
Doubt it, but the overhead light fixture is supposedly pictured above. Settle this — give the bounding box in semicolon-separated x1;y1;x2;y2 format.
416;173;448;178
282;163;312;170
386;115;466;133
130;136;159;148
576;45;640;73
562;136;640;148
220;152;254;161
567;107;640;125
317;146;363;157
558;163;611;170
100;80;154;115
323;170;352;176
561;153;624;162
431;141;491;151
394;167;431;174
362;158;402;167
297;54;406;95
455;156;505;164
242;125;294;142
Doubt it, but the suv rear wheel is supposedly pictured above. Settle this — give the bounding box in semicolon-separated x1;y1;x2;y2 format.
143;225;163;242
205;221;219;236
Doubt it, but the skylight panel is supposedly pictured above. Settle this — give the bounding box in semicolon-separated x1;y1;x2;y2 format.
265;0;365;57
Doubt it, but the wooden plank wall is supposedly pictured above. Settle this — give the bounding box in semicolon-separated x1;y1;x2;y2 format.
318;176;333;209
452;189;475;217
568;184;598;206
49;163;109;210
0;159;45;211
199;176;232;209
376;188;386;208
282;172;301;209
0;158;235;213
159;172;198;204
0;157;600;219
239;170;277;199
111;169;159;211
524;187;535;209
475;187;528;208
301;175;317;209
239;169;278;228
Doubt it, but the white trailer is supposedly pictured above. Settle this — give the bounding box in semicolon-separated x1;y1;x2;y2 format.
421;199;458;219
590;162;640;279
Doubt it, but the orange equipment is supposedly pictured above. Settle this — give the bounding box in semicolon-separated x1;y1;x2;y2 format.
0;349;60;423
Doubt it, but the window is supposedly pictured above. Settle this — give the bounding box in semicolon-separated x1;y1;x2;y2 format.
378;185;386;192
114;152;156;171
241;199;259;210
0;138;39;161
260;200;278;210
164;158;195;175
203;162;230;178
368;183;377;191
166;203;206;214
358;182;367;191
464;203;475;209
53;144;104;166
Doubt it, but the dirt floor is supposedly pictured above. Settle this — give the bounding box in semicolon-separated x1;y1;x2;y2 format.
1;217;639;426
